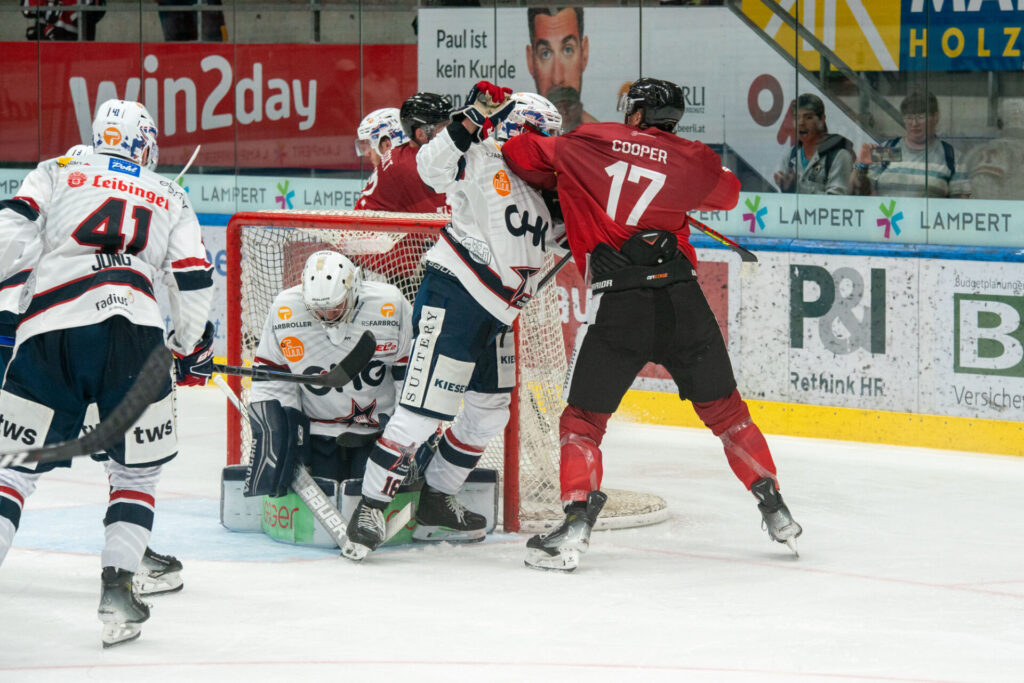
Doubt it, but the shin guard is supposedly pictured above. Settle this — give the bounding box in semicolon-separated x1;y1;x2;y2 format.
692;390;777;490
558;405;611;504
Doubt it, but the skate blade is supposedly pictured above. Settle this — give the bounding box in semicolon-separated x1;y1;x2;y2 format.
340;540;371;562
102;623;142;648
134;573;183;597
524;548;580;572
412;525;486;543
785;537;800;557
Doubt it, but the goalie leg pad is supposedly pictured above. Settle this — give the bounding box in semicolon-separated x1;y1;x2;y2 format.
244;400;311;498
693;390;777;489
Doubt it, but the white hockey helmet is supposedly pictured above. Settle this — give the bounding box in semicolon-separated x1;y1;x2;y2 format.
355;108;408;156
92;99;159;170
301;250;363;326
494;92;563;141
65;144;93;158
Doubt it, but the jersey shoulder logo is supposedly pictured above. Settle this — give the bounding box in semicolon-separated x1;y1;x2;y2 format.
380;303;395;317
278;306;292;320
67;172;87;188
109;157;141;177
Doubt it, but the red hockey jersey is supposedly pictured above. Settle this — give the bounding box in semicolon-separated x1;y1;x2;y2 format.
502;122;739;269
354;144;448;214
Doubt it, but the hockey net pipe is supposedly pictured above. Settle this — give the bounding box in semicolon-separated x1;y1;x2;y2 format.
225;209;668;533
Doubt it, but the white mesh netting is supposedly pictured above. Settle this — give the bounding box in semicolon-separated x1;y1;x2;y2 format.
228;210;668;532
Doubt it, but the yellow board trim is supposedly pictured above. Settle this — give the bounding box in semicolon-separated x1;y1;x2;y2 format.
617;389;1024;458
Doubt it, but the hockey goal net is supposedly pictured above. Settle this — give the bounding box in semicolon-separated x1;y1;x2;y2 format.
225;209;668;533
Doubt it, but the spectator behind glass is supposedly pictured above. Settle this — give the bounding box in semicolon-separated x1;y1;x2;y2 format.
773;93;854;195
852;91;971;199
22;0;104;40
964;98;1024;201
526;7;597;132
156;0;225;42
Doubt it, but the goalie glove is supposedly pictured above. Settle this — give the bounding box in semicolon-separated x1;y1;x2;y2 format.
451;81;514;141
169;321;215;387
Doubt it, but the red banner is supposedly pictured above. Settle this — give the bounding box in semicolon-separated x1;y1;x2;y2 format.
0;42;416;169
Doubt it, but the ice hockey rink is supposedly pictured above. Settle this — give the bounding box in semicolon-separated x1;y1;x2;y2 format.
1;387;1021;683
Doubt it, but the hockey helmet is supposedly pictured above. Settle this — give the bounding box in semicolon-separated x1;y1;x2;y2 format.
400;92;452;143
92;99;159;170
494;92;563;141
65;144;94;158
617;78;685;132
355;108;409;157
302;250;363;326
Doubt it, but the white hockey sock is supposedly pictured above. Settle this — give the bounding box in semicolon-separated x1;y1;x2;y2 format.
0;517;15;566
102;522;150;573
425;428;485;495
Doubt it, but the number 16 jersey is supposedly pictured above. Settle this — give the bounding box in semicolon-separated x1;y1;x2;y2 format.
0;152;212;354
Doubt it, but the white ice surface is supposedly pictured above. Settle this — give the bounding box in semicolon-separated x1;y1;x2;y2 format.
1;386;1023;682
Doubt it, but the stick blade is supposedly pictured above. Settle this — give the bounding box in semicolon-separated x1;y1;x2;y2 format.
320;331;377;388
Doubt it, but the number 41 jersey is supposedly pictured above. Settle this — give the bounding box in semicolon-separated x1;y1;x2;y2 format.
0;152;212;354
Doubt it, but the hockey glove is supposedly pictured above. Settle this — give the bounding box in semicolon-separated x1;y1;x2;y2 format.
170;321;215;387
451;81;514;139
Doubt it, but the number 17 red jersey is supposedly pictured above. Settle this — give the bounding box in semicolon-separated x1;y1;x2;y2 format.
501;122;740;268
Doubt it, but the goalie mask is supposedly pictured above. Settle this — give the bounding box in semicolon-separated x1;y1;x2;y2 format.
92;99;159;170
617;78;685;133
302;250;362;327
355;108;409;157
494;92;563;141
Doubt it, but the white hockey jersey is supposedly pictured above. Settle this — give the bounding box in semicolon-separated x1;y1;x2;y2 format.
0;152;213;353
416;128;561;325
250;281;413;439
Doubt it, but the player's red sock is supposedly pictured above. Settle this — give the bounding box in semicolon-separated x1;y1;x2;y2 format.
558;405;610;503
692;390;777;490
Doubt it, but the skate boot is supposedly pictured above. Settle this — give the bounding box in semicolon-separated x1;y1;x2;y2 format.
412;484;486;543
751;477;802;556
525;490;608;572
134;547;183;596
98;567;150;648
341;497;386;561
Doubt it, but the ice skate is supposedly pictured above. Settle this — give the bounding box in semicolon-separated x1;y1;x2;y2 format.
133;547;183;596
341;497;386;561
751;477;802;556
412;485;486;543
98;567;150;648
525;490;607;572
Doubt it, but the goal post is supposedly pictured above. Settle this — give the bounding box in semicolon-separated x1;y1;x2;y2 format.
225;209;668;533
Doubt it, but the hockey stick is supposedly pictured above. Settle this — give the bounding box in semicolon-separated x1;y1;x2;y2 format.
172;144;201;184
685;215;758;263
217;329;376;387
2;331;377;389
535;251;574;292
213;375;411;548
0;345;172;469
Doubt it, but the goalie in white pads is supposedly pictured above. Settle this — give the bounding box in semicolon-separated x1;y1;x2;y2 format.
0;101;215;647
242;250;413;501
341;83;565;561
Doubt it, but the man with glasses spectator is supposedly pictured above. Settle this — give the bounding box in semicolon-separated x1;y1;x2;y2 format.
851;91;971;198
